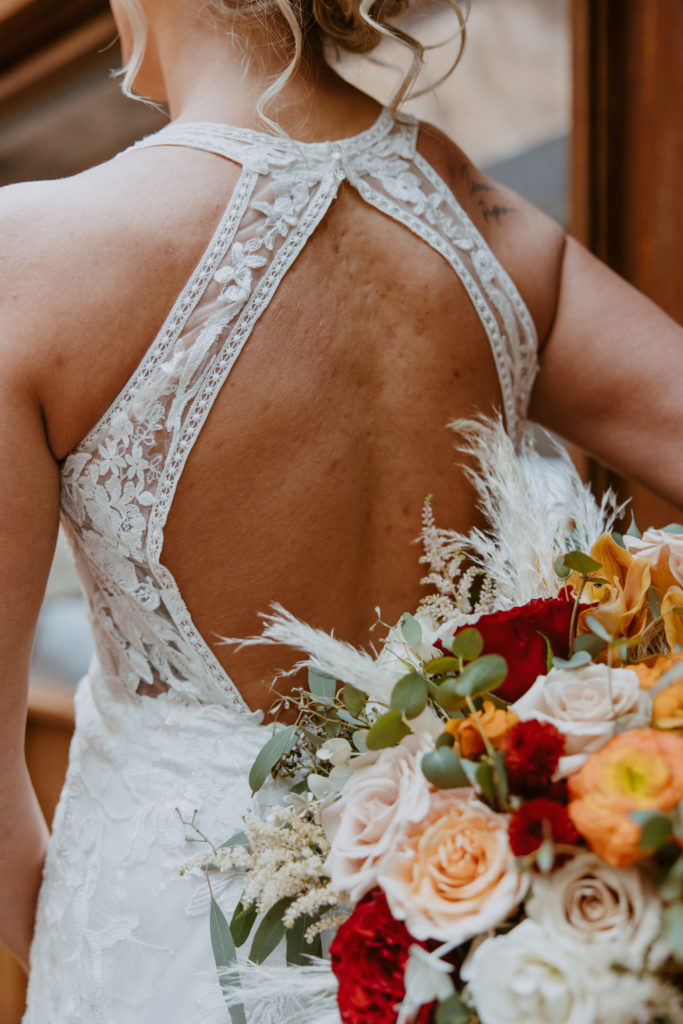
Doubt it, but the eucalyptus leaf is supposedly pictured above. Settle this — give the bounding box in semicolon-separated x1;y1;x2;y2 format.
629;810;674;850
423;656;463;676
436;731;456;748
563;550;602;575
537;838;555;874
434;676;467;714
450;627;484;661
474;761;496;806
391;672;428;719
400;612;422;644
435;992;471;1024
662;902;683;959
660;854;683;902
661;523;683;535
455;654;508;697
211;893;246;1024
220;830;250;849
342;683;366;715
230;900;258;948
366;710;411;750
285;913;323;966
492;750;509;807
248;725;296;794
611;531;626;550
552;650;593;670
421;746;469;789
249;897;292;964
584;615;612;643
337;708;365;727
554;554;571;580
626;514;642;539
574;633;606;658
308;669;336;701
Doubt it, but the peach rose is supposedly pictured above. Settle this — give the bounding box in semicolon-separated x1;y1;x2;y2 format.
633;655;680;690
624;528;683;591
568;728;683;866
444;700;519;758
570;534;651;640
653;679;683;731
377;788;526;944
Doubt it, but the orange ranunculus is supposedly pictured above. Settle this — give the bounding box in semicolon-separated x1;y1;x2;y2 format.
569;534;651;641
633;655;680;690
444;700;519;758
567;727;683;866
653;679;683;732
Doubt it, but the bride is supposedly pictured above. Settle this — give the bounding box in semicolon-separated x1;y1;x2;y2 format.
1;0;681;1019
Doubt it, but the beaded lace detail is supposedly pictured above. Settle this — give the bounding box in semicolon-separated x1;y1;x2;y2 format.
25;108;538;1023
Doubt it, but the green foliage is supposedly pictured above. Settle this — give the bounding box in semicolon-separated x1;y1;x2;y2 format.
308;668;336;701
220;830;250;849
574;633;606;658
456;655;508;697
563;550;602;575
626;514;642;539
450;628;484;661
629;810;674;851
230;900;258;948
422;746;469;788
662;902;683;960
400;612;422;644
554;554;572;580
424;656;464;675
248;726;297;794
249;897;293;964
342;684;366;715
390;672;428;719
285;913;323;965
648;586;662;620
552;650;593;670
366;710;411;749
435;992;472;1023
584;615;612;643
210;892;246;1024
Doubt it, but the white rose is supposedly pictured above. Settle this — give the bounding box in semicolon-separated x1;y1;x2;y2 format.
511;664;651;776
461;920;596;1024
320;734;432;903
527;851;662;967
625;528;683;587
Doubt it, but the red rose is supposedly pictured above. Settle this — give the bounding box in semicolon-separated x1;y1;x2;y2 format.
508;798;580;857
330;888;434;1024
447;595;575;702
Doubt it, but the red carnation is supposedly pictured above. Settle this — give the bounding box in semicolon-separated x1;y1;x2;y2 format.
500;719;565;795
445;595;575;702
508;798;580;856
330;888;434;1024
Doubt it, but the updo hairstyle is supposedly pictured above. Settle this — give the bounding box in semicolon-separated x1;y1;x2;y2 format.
116;0;468;123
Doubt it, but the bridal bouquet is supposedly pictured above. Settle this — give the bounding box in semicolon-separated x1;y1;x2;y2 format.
183;420;683;1024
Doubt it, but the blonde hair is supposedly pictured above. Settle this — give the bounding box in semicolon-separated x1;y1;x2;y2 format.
116;0;468;124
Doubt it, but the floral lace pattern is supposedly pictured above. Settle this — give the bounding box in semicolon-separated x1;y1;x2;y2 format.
25;108;538;1022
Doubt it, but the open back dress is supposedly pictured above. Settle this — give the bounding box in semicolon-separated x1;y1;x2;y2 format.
23;107;538;1023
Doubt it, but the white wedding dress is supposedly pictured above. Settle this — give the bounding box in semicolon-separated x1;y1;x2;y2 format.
23;108;539;1022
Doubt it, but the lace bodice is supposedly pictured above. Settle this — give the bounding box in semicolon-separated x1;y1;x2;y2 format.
59;107;538;716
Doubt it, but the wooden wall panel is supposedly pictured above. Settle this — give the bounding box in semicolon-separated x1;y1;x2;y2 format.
571;0;683;527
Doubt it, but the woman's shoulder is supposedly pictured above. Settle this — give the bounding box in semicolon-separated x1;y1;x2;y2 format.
415;120;567;348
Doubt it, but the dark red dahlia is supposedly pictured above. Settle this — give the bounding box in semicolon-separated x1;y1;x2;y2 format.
443;595;575;702
508;798;580;856
330;888;434;1024
500;719;565;796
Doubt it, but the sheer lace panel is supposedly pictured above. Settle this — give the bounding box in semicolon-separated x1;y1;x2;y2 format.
59;109;538;713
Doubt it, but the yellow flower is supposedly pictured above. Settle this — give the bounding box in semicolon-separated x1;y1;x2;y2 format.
569;534;651;641
661;586;683;649
444;700;519;758
653;679;683;731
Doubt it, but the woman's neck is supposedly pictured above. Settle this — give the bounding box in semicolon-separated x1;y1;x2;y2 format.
145;3;381;137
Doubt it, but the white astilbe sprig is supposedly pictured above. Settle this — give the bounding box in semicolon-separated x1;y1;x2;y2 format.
225;603;399;704
218;959;339;1023
185;806;339;928
425;416;625;609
